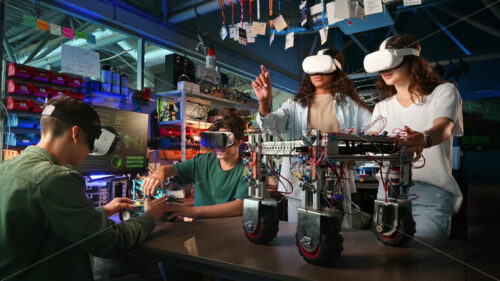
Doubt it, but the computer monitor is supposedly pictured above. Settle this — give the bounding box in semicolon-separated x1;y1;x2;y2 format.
77;106;149;175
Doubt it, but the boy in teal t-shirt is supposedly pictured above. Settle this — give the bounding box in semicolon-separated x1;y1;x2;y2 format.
142;115;248;219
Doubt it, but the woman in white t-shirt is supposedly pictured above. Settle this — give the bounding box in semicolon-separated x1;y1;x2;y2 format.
252;49;372;224
365;34;464;238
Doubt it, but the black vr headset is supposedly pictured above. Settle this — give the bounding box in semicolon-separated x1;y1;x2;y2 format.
41;104;117;156
200;131;236;149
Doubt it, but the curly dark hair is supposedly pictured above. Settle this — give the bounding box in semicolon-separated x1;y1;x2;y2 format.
293;49;370;110
376;34;444;103
209;111;247;140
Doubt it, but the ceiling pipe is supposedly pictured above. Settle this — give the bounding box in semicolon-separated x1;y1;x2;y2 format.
422;8;471;56
434;6;500;38
169;0;240;24
479;0;500;20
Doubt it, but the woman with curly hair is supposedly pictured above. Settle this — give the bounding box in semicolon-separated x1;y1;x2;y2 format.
252;49;372;223
364;34;464;238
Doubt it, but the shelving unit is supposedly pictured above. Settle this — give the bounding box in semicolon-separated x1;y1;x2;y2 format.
156;89;258;161
0;61;84;160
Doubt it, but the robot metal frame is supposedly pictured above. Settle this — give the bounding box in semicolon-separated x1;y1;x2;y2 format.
241;130;416;266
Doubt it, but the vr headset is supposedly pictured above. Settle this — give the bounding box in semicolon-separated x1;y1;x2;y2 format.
200;131;235;149
363;37;420;73
42;104;117;156
302;49;342;75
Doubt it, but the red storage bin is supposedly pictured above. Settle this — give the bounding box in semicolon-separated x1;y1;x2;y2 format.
6;97;33;111
32;85;52;98
51;89;70;98
7;63;32;78
66;76;83;87
33;69;51;82
51;73;66;85
32;104;44;113
65;92;84;100
7;80;31;95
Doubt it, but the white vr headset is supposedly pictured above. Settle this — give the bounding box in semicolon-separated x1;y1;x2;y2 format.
302;49;342;75
42;104;117;156
363;37;420;73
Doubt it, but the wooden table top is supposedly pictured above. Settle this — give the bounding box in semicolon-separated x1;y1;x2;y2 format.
135;216;466;281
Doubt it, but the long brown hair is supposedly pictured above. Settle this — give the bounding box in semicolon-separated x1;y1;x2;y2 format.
376;34;444;103
293;49;369;110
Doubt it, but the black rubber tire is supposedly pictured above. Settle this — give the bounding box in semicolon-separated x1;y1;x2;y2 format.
243;205;279;244
296;226;343;266
372;215;416;246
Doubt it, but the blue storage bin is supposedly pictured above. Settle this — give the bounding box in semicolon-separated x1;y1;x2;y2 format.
6;114;39;129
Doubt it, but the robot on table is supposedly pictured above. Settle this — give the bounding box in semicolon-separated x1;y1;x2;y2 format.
241;130;416;265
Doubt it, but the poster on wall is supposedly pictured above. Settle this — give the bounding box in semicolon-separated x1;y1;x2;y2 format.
61;45;101;79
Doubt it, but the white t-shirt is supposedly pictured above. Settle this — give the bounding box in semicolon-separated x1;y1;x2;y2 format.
371;83;464;212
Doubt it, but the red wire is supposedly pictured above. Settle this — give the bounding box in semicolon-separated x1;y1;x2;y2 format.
228;0;235;25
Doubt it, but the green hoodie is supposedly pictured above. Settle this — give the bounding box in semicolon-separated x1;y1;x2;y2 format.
0;146;155;281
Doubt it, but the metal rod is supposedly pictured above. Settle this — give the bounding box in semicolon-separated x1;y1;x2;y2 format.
349;34;368;54
137;38;145;91
434;6;500;38
23;34;51;64
422;8;471;56
480;0;500;20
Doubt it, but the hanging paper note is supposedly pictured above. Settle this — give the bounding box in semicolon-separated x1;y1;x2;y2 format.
49;23;62;36
238;27;247;45
326;2;343;25
22;15;36;28
63;27;74;39
37;19;50;32
269;32;275;46
285;32;294;50
334;0;350;19
252;22;266;36
310;3;323;26
86;34;96;45
353;2;366;20
61;45;100;78
229;25;238;39
403;0;422;6
273;15;287;32
364;0;383;16
320;27;328;45
246;24;256;43
300;0;308;27
75;31;87;40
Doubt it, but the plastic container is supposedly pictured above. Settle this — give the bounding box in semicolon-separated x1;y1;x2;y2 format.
101;83;112;93
51;89;70;98
7;80;31;95
51;73;66;85
32;85;52;98
120;73;128;95
66;76;83;87
101;66;112;84
6;97;32;111
7;63;32;78
33;69;51;82
111;67;120;93
206;47;216;69
65;91;84;100
31;104;44;113
7;114;39;129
